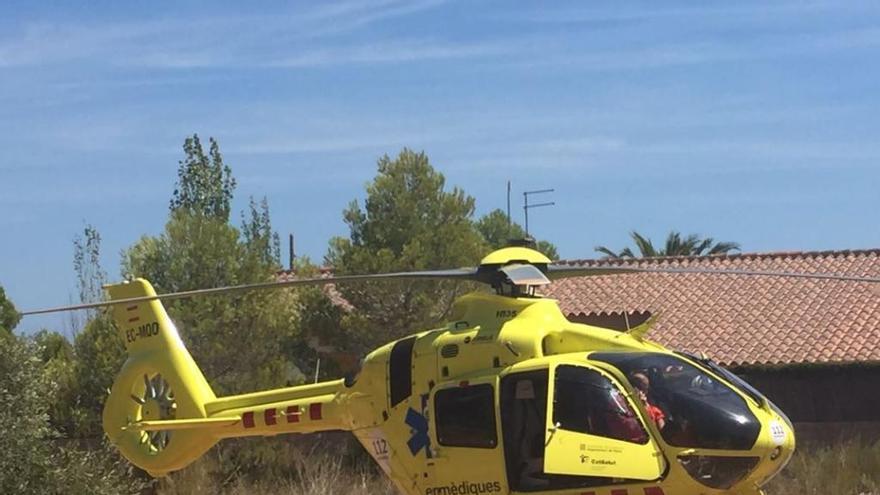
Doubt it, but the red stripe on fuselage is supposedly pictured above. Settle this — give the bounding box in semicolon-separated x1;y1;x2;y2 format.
309;403;322;420
264;408;277;426
286;405;300;423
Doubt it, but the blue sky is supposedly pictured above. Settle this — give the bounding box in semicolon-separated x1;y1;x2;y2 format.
3;0;879;333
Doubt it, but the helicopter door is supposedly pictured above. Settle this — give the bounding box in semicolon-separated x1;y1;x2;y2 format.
544;363;666;481
424;379;508;494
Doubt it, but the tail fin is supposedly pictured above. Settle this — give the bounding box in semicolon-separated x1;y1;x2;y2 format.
103;279;218;477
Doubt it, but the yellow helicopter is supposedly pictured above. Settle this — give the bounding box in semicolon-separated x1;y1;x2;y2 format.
23;243;880;495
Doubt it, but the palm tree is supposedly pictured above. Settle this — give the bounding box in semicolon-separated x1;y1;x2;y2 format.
595;231;740;259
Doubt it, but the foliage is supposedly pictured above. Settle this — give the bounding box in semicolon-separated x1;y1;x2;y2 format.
0;285;20;334
170;134;236;221
123;211;297;394
115;135;303;484
122;136;296;396
765;438;880;495
325;149;487;352
49;442;147;495
62;223;126;437
595;230;741;258
286;259;351;379
32;329;79;434
65;318;127;436
0;331;138;494
475;208;559;260
33;329;74;362
123;212;243;294
241;196;282;273
73;224;108;321
0;332;56;492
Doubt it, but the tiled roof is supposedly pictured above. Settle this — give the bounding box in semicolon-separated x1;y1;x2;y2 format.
276;267;354;311
543;249;880;368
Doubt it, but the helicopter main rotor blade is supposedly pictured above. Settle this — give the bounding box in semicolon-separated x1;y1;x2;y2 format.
547;264;880;284
21;262;880;316
20;267;480;316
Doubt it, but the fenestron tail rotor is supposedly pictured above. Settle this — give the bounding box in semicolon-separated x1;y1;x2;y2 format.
130;373;177;453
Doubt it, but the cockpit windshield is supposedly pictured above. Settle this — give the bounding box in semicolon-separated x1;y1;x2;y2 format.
591;352;761;450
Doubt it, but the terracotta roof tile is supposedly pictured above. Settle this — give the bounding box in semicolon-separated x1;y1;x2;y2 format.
543;249;880;367
276;267;354;312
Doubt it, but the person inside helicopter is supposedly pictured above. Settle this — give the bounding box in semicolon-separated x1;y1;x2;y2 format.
629;371;666;430
500;353;768;492
501;367;644;492
592;352;762;451
603;385;650;443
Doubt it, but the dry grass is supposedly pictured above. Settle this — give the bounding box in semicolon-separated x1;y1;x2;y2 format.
155;442;396;495
764;439;880;495
151;437;880;495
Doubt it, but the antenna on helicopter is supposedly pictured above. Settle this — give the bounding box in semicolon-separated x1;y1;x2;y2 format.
505;237;538;249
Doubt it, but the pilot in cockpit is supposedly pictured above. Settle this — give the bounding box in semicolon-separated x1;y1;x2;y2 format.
630;372;666;430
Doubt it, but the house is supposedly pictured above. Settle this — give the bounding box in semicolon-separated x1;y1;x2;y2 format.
543;248;880;441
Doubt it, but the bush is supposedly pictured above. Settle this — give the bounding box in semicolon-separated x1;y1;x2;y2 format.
0;333;57;492
765;439;880;495
0;333;143;494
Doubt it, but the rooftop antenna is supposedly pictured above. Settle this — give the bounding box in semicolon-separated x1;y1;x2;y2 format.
289;233;295;271
523;188;555;236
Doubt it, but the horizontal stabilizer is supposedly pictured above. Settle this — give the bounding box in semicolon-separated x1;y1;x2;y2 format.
123;416;240;432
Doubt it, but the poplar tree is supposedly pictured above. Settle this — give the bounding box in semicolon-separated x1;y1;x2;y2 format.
123;135;295;394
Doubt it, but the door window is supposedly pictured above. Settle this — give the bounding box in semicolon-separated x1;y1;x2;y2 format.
553;365;649;444
544;364;666;481
501;368;660;492
435;384;497;448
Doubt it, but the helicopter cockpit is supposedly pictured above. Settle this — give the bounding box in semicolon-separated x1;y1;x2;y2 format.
591;352;763;450
499;351;793;493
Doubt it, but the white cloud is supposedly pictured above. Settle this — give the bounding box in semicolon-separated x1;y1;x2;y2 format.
513;1;872;25
504;25;880;72
265;38;512;68
0;0;454;68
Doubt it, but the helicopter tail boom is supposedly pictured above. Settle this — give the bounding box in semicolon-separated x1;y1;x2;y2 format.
201;378;348;439
103;279;220;477
102;279;351;477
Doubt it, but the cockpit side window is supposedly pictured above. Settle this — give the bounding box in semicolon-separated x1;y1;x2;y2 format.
553;365;649;445
591;352;761;451
435;384;498;448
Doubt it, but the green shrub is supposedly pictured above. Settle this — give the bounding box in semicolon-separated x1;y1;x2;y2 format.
0;333;144;494
766;439;880;495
